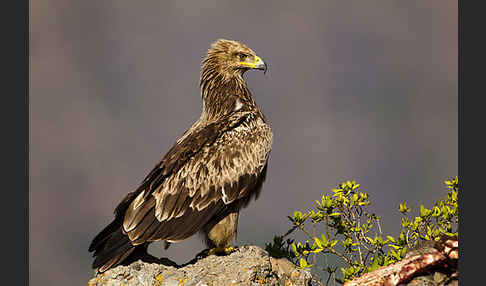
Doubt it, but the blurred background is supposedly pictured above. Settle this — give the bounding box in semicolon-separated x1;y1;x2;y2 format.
30;1;457;285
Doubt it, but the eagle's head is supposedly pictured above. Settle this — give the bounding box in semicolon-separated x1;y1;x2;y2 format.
201;39;267;82
199;39;267;120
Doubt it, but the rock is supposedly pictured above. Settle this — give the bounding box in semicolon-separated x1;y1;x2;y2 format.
88;245;313;286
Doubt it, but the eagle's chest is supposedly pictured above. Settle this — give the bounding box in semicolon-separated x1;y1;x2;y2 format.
216;116;273;167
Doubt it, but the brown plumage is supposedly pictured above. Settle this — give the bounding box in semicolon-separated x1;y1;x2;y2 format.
89;39;273;273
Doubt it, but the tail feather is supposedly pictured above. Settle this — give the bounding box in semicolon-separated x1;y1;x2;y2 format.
98;247;136;273
89;220;137;272
89;217;121;253
89;191;143;272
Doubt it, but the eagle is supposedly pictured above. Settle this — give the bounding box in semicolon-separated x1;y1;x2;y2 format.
89;39;273;273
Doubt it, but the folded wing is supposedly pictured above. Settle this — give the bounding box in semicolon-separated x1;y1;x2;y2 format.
122;112;273;245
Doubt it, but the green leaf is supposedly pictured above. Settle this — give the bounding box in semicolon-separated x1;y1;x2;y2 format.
399;202;411;213
367;257;380;272
298;258;312;269
310;248;323;254
330;240;338;247
420;205;431;217
321;234;328;244
399;247;407;258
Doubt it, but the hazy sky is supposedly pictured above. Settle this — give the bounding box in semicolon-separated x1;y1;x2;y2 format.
30;1;457;285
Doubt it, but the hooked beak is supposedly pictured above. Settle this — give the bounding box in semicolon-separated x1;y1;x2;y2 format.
254;55;268;74
240;55;268;74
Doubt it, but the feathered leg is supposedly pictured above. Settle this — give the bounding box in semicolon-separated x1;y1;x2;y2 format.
203;211;239;254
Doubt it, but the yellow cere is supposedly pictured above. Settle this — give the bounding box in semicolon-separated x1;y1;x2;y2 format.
239;55;262;68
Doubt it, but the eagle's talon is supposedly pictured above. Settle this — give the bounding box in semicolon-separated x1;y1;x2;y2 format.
207;245;237;256
224;246;236;254
207;247;219;256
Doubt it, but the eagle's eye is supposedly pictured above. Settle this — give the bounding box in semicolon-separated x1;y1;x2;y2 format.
237;53;248;61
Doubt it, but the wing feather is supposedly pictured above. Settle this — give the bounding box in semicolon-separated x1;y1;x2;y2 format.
128;205;157;243
122;112;273;246
123;198;155;232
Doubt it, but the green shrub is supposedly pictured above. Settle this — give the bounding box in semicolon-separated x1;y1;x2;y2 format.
265;177;458;285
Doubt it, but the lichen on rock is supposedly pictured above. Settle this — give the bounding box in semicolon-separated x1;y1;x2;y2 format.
88;245;313;286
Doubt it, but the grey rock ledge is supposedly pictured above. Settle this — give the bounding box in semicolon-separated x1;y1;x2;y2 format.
88;245;314;286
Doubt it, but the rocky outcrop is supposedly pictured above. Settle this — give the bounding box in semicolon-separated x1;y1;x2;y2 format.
88;236;458;286
88;245;313;286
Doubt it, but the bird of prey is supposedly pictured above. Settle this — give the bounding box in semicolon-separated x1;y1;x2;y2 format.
89;39;273;273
